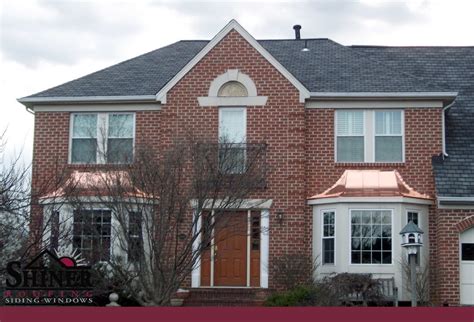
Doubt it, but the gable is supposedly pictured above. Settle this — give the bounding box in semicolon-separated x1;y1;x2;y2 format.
155;20;310;104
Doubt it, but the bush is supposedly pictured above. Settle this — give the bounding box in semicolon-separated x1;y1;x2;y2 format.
264;286;314;307
272;253;318;290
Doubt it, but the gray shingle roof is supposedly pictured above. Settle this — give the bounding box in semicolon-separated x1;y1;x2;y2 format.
352;46;474;198
21;38;474;198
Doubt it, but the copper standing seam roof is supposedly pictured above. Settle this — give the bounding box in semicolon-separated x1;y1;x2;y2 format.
39;170;150;200
308;170;432;201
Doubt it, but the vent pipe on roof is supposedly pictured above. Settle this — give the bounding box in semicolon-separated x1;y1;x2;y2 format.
293;25;301;40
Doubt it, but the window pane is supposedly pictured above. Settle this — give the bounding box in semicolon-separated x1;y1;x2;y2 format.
107;138;133;163
218;144;246;174
407;212;419;225
73;114;97;138
375;111;401;135
462;243;474;261
337;137;364;162
72;138;97;163
323;239;334;264
219;109;245;143
336;111;364;135
351;210;391;264
109;114;134;138
375;136;402;162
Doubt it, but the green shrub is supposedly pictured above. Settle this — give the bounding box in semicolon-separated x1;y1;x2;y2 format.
264;286;314;307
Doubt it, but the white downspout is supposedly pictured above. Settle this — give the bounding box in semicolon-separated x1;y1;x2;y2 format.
442;99;456;158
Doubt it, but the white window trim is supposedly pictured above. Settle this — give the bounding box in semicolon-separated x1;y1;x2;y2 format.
69;112;136;164
321;209;336;266
348;208;394;266
335;110;405;163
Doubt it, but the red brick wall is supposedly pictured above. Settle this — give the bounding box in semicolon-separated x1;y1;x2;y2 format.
434;210;474;305
29;29;470;304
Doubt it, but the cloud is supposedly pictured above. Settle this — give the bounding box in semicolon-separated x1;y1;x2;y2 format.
1;0;142;68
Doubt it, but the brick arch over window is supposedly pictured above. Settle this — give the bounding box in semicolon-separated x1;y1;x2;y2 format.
455;215;474;233
197;69;268;107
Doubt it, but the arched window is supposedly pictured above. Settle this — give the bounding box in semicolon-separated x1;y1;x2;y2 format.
218;81;248;97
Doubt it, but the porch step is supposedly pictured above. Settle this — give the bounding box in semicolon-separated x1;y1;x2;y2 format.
183;288;272;306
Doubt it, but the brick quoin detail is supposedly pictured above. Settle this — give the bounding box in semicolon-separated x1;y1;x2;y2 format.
29;29;470;304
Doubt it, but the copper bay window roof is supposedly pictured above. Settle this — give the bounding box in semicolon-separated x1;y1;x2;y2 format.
308;170;432;201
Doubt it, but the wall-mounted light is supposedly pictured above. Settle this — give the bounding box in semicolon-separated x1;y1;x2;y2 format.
276;210;284;224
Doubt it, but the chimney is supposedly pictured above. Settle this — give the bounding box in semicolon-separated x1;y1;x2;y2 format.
293;25;301;40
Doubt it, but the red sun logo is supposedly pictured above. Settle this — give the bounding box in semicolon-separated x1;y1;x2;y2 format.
59;257;76;268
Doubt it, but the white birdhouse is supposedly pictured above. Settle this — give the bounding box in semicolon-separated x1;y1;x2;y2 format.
400;221;424;255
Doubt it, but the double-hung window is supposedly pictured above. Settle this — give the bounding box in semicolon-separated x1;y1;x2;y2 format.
322;211;335;265
336;111;364;162
70;113;134;164
351;210;392;264
335;110;404;163
375;111;403;162
218;107;246;174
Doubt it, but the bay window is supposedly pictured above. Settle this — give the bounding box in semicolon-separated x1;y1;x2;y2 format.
335;110;404;163
70;112;134;164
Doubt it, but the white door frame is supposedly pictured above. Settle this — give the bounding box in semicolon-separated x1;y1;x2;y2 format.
191;208;269;288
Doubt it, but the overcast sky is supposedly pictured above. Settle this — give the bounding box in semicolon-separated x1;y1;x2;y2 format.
1;0;473;164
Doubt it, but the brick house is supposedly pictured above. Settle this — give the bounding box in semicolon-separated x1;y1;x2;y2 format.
18;20;474;305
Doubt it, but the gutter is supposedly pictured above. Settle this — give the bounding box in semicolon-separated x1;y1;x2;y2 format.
17;95;158;108
438;196;474;207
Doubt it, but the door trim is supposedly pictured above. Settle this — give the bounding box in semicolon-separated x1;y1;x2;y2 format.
191;209;270;288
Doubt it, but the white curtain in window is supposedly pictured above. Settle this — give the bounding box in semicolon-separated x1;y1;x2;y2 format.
337;110;364;136
336;111;364;162
219;108;246;143
375;111;402;162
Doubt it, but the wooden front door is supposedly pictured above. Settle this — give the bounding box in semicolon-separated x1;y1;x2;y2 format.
214;211;247;286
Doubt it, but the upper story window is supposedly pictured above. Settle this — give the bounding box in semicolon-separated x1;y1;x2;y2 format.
70;113;134;164
218;107;246;174
335;110;404;163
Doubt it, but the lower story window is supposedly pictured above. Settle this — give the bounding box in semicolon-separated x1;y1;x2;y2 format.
351;210;392;264
73;209;111;263
128;212;143;263
322;210;335;264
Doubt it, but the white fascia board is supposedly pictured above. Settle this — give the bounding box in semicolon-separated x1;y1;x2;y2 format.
437;196;474;208
309;92;458;100
156;19;310;104
17;95;158;107
38;196;153;205
307;196;433;206
306;100;443;109
32;103;161;112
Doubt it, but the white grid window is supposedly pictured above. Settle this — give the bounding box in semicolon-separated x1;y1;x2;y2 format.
73;209;111;263
351;210;392;264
